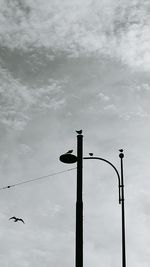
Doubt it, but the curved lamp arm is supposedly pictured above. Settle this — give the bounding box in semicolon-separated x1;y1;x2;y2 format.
83;157;121;204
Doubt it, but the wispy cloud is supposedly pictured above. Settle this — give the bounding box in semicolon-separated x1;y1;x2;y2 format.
0;66;65;130
98;92;110;102
0;0;150;69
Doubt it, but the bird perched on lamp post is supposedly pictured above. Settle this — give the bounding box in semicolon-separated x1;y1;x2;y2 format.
76;130;82;135
66;150;73;154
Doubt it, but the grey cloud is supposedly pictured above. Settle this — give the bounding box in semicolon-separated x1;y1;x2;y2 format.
0;66;65;130
0;1;150;69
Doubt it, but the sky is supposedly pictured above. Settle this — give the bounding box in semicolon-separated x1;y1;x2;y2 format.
0;0;150;266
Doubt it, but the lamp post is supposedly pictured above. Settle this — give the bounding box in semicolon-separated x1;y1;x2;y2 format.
84;152;126;267
119;150;126;267
59;131;126;267
60;131;83;267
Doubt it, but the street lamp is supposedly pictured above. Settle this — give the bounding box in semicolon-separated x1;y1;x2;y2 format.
59;131;126;267
60;132;83;267
84;152;126;267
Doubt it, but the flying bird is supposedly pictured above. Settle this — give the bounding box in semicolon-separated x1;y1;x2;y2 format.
66;150;73;154
76;130;82;134
9;216;25;224
119;149;123;152
89;153;93;156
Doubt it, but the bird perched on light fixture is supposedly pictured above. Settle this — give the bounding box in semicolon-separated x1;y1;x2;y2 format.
76;130;82;134
9;216;25;224
66;150;73;154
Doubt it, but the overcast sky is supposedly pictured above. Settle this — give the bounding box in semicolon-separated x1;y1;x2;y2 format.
0;0;150;266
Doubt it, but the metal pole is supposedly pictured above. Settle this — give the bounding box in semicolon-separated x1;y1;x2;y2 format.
83;156;121;204
76;133;83;267
119;151;126;267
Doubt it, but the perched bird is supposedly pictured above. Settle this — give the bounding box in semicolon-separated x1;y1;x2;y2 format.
9;216;25;224
119;149;123;152
76;130;82;134
89;153;93;156
66;150;73;154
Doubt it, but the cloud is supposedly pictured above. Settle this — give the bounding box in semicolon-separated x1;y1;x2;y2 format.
104;104;117;112
0;1;150;69
130;83;150;92
0;66;65;130
98;92;110;102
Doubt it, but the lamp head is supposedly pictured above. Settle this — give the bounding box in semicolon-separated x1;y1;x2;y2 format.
59;153;77;164
119;149;124;158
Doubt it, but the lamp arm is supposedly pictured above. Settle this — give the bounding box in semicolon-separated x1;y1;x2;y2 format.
83;157;121;204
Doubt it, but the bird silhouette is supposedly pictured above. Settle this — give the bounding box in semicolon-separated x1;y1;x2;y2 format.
89;153;93;156
9;216;25;224
76;130;82;134
119;149;123;152
66;150;73;154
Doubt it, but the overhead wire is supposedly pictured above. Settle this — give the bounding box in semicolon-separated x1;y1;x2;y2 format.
0;167;77;191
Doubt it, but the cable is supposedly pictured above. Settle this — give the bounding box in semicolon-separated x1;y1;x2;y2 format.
0;167;77;191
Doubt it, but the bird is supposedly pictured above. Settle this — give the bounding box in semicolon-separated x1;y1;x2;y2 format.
89;153;93;156
9;216;25;224
76;130;82;134
119;149;123;152
66;150;73;154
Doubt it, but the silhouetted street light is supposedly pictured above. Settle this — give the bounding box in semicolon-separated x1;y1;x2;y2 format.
59;131;126;267
84;153;126;267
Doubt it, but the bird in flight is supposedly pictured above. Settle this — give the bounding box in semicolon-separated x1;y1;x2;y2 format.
76;130;82;134
66;150;73;154
119;149;123;152
9;216;25;224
